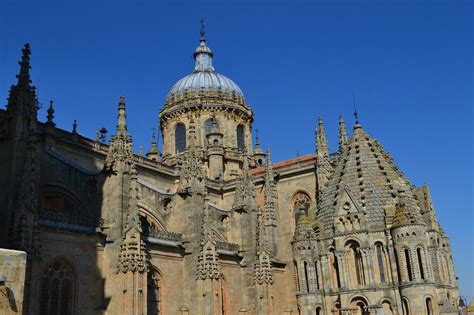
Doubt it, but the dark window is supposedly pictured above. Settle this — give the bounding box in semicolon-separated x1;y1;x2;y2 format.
147;268;161;315
376;243;386;283
404;249;413;281
417;248;425;280
39;260;74;315
426;298;433;315
402;298;410;315
175;123;186;153
303;261;310;292
236;125;245;150
314;261;320;289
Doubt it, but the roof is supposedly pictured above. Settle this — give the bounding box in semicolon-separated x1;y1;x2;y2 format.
316;125;424;237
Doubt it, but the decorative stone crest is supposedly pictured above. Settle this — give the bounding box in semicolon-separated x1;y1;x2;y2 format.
253;211;273;285
196;195;220;280
263;147;277;226
104;96;134;171
232;152;256;212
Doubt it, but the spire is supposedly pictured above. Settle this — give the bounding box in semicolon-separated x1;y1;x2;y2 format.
232;151;256;212
7;43;38;119
316;116;329;158
46;100;55;126
352;92;362;130
193;19;214;72
254;129;263;154
17;43;32;88
146;129;160;160
105;96;134;171
263;147;277;226
117;96;127;135
338;115;348;151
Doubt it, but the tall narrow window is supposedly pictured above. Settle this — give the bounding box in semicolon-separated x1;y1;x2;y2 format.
417;247;425;280
303;261;310;292
316;307;322;315
236;125;245;151
333;253;341;289
404;249;413;281
376;243;386;283
347;241;364;286
175;123;186;153
425;298;433;315
314;261;320;289
147;268;162;315
39;259;74;315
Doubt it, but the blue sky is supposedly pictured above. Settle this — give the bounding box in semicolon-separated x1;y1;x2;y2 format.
1;0;472;300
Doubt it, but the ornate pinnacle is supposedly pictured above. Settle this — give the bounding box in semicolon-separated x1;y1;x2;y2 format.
17;43;32;88
117;96;127;135
316;116;329;158
46;100;55;126
263;147;277;225
338;115;348;151
146;129;160;160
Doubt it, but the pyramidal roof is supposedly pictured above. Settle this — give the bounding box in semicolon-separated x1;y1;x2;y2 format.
316;123;424;237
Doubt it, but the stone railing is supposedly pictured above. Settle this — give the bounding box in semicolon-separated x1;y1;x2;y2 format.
216;241;239;253
38;208;98;228
145;227;182;243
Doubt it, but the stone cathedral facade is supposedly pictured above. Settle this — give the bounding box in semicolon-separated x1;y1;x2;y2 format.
0;32;460;315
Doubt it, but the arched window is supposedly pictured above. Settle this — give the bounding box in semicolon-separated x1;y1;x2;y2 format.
39;259;74;315
425;297;433;315
293;192;311;224
329;250;341;289
175;123;186;153
375;243;386;283
346;241;364;286
303;261;310;292
404;249;413;281
402;298;410;315
236;125;245;151
417;247;425;280
381;300;394;315
316;307;322;315
314;261;320;290
147;268;162;315
351;297;369;315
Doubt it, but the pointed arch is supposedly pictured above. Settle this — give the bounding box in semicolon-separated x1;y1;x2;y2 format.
38;258;76;315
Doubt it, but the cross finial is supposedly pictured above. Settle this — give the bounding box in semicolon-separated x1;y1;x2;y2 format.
352;92;359;124
200;18;206;42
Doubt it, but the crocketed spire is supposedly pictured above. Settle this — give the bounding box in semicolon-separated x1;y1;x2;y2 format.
146;130;160;161
316;117;329;158
338;115;348;151
7;43;38;119
316;123;423;237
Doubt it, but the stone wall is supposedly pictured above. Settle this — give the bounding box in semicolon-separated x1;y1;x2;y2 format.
0;249;26;315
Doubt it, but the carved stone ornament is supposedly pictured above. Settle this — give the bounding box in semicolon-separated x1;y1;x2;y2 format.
232;154;256;212
253;212;273;285
117;213;147;274
196;200;220;280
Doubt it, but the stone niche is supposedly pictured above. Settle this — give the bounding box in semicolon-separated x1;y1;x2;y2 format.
0;249;26;314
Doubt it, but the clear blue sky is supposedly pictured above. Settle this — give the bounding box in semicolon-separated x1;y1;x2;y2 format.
1;0;472;300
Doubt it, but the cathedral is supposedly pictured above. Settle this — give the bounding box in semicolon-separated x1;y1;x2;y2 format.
0;27;460;315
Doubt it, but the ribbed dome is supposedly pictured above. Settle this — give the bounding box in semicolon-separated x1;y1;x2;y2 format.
166;71;244;100
164;32;246;109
